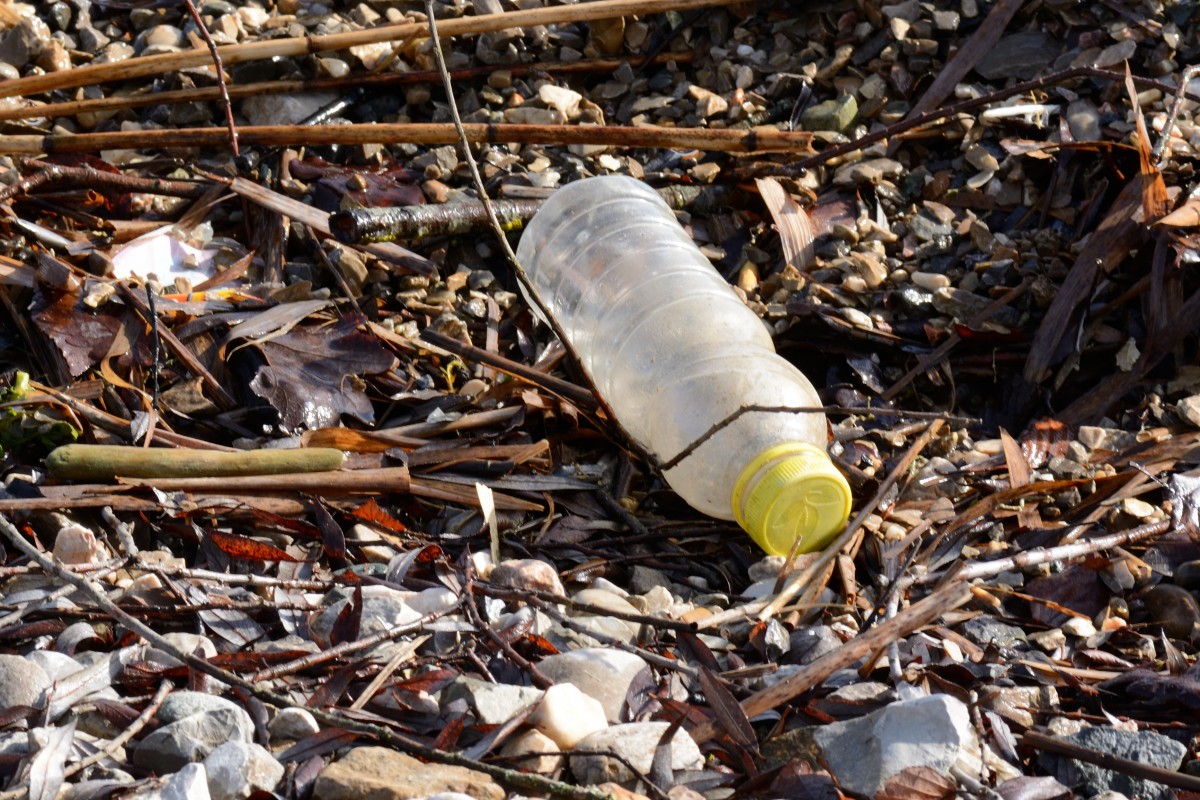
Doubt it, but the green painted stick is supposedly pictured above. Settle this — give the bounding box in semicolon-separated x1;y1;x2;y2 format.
46;444;345;481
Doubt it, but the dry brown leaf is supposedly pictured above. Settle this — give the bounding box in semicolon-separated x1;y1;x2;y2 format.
756;177;815;271
874;766;956;800
1155;198;1200;227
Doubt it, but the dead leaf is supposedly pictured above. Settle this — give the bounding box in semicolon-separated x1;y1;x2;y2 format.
697;666;758;752
28;719;77;800
1025;564;1108;626
996;775;1072;800
207;529;300;562
757;177;815;271
874;766;956;800
348;498;407;533
30;289;123;378
246;315;397;432
1156;197;1200;227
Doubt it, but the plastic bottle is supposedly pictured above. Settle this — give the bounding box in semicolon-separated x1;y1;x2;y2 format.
515;175;852;555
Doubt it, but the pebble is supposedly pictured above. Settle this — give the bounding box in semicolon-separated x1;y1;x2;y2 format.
132;692;254;772
0;654;51;710
1142;584;1200;639
490;558;565;597
536;647;650;722
312;746;504;800
814;693;982;798
1067;98;1102;142
1061;616;1097;638
141;763;211;800
499;729;562;773
441;675;543;725
241;91;340;126
1041;727;1186;800
910;270;951;291
833;157;903;185
960;615;1026;647
538;84;583;119
1178;395;1200;428
570;722;704;784
801;95;858;133
503;106;565;125
529;683;608;747
203;741;285;800
0;16;50;68
268;707;320;741
144;632;218;668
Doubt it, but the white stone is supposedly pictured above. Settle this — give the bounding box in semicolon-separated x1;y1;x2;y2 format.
538;84;583;119
204;741;285;800
530;683;608;748
144;763;211;800
54;523;104;565
269;707;320;741
1061;616;1097;638
536;648;650;722
499;729;562;773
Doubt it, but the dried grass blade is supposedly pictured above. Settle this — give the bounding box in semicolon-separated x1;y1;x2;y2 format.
755;177;814;271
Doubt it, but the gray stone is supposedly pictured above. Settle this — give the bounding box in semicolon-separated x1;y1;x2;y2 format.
810;681;895;718
133;693;253;772
789;626;842;664
1043;727;1186;800
960;615;1027;648
309;585;458;647
312;746;504;800
833;157;904;185
537;648;651;722
241;91;340;126
27;649;84;682
0;16;49;69
813;694;978;798
268;707;320;741
570;722;704;785
441;676;543;725
802;95;858;133
975;32;1062;80
0;654;51;709
203;741;285;800
141;763;211;800
1066;99;1102;142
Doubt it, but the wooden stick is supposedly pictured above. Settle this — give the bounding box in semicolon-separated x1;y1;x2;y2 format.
0;53;691;124
0;123;812;157
0;0;730;101
45;444;345;480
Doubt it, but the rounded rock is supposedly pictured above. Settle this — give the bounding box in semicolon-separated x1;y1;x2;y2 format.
0;654;51;709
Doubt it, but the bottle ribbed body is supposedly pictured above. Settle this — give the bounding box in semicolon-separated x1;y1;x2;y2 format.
515;176;829;521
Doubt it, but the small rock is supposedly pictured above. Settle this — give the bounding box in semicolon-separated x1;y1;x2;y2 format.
203;741;284;800
135;24;185;52
499;729;562;773
910;271;951;291
570;722;704;785
1061;616;1097;638
530;683;608;747
133;692;253;772
53;523;104;565
1042;727;1186;800
1027;628;1067;652
312;746;504;800
960;615;1026;648
144;633;218;668
0;16;49;68
490;558;565;597
241;91;340;126
788;626;843;664
1178;396;1200;428
832;157;903;185
441;676;543;725
0;654;51;709
1142;584;1200;639
269;707;320;741
975;32;1061;80
1066;99;1102;142
1092;39;1137;69
1076;426;1136;452
801;95;858;133
142;763;211;800
982;685;1059;728
503;106;564;125
309;585;457;647
537;647;651;722
813;693;980;798
538;84;583;118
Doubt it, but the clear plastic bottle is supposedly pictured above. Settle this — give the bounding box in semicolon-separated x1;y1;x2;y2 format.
516;175;852;555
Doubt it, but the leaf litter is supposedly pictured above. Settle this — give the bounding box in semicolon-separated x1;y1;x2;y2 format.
0;1;1200;800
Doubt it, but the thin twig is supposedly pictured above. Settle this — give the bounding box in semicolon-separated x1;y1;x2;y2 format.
181;0;238;157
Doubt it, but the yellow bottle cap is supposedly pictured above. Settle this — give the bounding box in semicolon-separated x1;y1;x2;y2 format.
732;442;853;555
